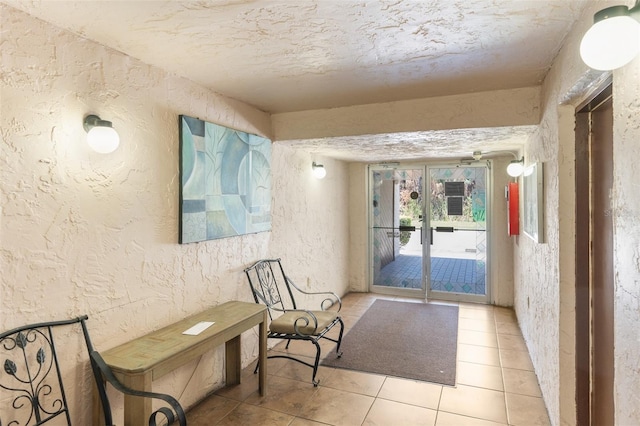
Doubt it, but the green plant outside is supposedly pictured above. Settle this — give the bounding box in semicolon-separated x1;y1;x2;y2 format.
399;217;412;246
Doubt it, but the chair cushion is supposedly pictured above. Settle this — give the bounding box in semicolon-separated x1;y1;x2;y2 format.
270;310;338;336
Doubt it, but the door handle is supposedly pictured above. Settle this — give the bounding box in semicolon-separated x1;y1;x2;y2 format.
398;226;416;232
435;226;454;232
431;226;454;245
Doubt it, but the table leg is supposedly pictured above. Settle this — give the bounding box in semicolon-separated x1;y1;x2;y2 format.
259;311;267;396
121;371;152;426
225;335;242;386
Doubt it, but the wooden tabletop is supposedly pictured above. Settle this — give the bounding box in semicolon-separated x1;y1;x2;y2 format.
101;301;266;379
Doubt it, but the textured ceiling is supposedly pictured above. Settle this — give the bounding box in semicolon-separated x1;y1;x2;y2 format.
277;126;538;162
3;0;590;161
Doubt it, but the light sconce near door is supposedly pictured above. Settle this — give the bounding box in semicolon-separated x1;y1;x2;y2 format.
83;114;120;153
507;157;525;177
312;162;327;179
580;2;640;70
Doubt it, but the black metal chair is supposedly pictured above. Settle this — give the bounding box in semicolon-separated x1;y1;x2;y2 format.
244;258;344;386
0;316;186;426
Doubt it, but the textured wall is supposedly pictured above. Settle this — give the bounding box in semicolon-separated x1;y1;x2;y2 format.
0;5;350;422
513;1;640;425
268;146;350;295
611;52;640;426
490;157;516;306
272;86;540;140
348;163;369;292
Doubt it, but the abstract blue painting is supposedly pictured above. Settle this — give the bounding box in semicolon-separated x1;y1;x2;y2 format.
179;115;271;243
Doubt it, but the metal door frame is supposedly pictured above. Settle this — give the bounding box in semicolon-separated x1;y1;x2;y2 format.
575;81;614;426
367;163;427;298
367;161;492;302
425;162;491;304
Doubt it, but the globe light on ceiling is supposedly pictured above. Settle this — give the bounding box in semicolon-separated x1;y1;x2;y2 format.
580;4;640;71
312;162;327;179
83;114;120;154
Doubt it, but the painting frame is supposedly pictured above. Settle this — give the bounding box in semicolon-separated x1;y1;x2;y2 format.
523;161;544;243
178;115;271;244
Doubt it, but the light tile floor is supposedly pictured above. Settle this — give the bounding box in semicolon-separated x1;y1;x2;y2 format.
187;293;550;426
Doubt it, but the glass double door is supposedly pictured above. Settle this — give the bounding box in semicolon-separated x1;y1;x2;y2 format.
369;164;489;303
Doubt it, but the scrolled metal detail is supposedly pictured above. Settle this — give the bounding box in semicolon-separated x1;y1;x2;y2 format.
150;406;177;426
293;311;318;336
293;316;310;335
255;262;282;307
0;327;64;425
34;384;64;416
320;297;337;311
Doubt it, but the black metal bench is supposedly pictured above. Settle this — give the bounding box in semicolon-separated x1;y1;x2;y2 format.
0;316;187;426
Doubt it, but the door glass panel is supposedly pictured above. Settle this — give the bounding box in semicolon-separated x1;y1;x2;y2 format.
428;166;487;299
371;168;424;292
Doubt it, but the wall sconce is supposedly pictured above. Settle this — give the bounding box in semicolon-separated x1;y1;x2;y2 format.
83;114;120;153
312;162;326;179
507;157;525;177
580;3;640;70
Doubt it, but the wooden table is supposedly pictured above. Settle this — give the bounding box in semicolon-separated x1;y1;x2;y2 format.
96;301;267;425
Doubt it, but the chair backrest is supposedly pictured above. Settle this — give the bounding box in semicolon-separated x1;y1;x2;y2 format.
1;317;185;426
0;317;88;426
244;258;297;318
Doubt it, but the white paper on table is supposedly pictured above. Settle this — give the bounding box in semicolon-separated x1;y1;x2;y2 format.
182;321;215;335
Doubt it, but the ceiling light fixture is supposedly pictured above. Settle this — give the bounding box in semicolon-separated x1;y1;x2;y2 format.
507;157;525;177
312;162;326;179
580;2;640;70
468;151;524;177
83;114;120;154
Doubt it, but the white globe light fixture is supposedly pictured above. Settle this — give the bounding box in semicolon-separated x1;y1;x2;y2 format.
312;162;327;179
507;158;525;177
83;114;120;154
580;4;640;71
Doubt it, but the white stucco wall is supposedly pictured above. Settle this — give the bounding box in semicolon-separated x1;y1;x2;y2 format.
612;55;640;426
513;1;640;425
269;146;350;295
491;156;516;307
348;162;369;292
272;86;540;140
0;5;350;422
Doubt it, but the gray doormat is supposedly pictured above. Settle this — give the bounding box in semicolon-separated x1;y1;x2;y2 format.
322;299;458;386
